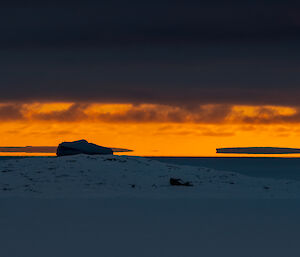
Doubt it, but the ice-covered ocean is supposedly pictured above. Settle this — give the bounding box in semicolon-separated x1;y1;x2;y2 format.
150;157;300;181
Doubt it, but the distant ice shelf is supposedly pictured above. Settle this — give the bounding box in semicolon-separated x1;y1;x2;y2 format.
0;146;132;153
216;147;300;154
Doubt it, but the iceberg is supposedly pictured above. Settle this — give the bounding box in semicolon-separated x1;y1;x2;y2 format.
216;147;300;154
56;140;113;156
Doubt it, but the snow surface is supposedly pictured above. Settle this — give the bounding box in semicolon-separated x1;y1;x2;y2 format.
0;154;300;198
2;155;300;257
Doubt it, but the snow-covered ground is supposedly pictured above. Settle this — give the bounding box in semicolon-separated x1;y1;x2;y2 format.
1;155;300;257
1;154;300;198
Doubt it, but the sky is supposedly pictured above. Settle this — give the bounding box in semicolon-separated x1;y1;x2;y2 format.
1;0;300;156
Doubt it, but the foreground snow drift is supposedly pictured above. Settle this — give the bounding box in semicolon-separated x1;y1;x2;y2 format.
1;154;300;198
2;199;300;257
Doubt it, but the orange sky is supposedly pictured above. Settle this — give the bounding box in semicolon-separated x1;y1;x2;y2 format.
1;102;300;156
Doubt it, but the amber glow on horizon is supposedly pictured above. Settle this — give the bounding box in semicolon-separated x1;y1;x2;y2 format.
1;102;300;157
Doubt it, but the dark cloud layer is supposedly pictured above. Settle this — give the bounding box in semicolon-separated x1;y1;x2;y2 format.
0;104;23;120
1;0;300;47
1;44;300;106
0;0;299;106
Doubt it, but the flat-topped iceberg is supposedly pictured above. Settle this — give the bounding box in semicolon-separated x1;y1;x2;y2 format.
56;139;113;156
216;147;300;154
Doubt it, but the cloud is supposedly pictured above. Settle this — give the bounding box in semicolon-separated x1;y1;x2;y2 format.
95;104;232;123
239;107;300;124
1;0;300;48
31;103;89;121
200;131;235;137
0;1;299;107
0;43;299;107
0;104;24;120
2;103;300;126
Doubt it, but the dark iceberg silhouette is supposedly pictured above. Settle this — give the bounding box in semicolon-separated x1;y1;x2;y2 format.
217;147;300;154
0;146;57;153
0;144;132;154
57;140;113;156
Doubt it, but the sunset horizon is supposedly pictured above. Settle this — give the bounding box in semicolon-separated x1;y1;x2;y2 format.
1;1;300;157
1;102;300;156
2;1;300;256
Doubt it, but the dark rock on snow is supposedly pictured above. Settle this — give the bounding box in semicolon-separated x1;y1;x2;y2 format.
170;178;193;187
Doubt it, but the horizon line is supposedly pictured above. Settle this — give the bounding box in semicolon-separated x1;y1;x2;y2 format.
0;146;133;153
